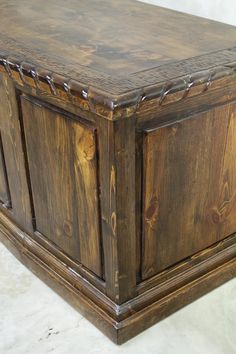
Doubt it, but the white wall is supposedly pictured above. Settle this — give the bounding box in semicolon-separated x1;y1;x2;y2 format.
139;0;236;26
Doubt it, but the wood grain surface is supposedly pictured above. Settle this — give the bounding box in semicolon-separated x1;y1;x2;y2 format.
1;0;236;77
0;74;33;232
142;102;236;279
0;0;235;344
21;95;102;276
0;133;11;207
1;0;236;120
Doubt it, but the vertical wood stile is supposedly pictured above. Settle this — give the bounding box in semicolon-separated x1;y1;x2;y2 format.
96;116;137;304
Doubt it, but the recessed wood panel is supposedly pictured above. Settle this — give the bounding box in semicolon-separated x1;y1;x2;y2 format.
142;102;236;279
21;96;102;277
0;74;32;231
0;133;11;207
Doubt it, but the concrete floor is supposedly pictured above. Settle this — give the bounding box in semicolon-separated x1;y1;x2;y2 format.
0;242;235;354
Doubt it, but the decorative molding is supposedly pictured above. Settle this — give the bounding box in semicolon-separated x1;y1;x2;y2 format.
0;210;235;319
0;211;235;343
1;48;236;119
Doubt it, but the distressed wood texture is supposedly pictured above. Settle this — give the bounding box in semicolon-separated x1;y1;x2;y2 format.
20;95;102;277
0;133;11;206
0;0;236;345
0;74;32;231
95;116;136;303
142;102;236;279
1;0;236;118
1;0;236;77
1;210;235;344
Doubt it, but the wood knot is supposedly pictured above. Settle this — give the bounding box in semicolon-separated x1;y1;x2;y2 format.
63;220;73;237
78;133;96;161
169;122;180;136
83;144;95;160
145;196;159;229
210;208;222;224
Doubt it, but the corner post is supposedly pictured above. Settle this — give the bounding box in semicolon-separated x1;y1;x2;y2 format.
96;115;137;304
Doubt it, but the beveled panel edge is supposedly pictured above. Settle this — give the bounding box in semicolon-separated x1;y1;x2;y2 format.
0;212;235;344
136;234;236;294
0;211;110;306
0;210;235;321
116;258;236;344
0;131;12;208
19;93;104;277
0;212;120;344
1;49;236;120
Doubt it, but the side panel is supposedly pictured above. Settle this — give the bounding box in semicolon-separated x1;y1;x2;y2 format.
142;102;236;279
0;74;32;231
0;133;11;206
21;96;102;277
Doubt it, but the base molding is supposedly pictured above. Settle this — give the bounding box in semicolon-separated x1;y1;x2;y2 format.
0;213;235;344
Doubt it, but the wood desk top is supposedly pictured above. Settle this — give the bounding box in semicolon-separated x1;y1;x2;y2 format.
1;0;236;117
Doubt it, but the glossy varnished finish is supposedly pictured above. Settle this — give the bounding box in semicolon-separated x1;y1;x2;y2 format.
0;0;236;344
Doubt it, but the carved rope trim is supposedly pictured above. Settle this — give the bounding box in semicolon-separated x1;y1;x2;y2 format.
0;53;236;120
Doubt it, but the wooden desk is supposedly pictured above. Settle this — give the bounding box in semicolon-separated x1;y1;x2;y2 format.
0;0;235;344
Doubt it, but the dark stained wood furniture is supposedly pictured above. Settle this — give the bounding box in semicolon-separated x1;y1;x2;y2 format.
0;0;236;344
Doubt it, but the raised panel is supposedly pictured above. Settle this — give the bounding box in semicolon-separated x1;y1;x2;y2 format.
0;74;32;231
142;102;236;279
21;96;102;277
0;133;11;207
